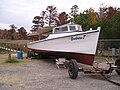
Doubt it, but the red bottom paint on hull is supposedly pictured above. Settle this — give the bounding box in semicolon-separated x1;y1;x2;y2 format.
29;48;95;66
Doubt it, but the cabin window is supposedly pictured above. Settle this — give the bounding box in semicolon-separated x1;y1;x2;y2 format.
69;26;76;31
54;26;68;34
61;26;68;31
54;28;59;33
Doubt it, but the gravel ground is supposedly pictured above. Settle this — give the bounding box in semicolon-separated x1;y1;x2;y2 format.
0;58;120;90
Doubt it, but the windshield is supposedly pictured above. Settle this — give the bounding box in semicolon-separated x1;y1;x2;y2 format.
69;26;76;31
54;26;68;34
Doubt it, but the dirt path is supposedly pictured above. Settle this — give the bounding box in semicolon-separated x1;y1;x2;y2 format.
0;56;120;90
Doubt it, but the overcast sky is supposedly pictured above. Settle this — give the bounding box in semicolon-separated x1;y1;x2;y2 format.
0;0;120;32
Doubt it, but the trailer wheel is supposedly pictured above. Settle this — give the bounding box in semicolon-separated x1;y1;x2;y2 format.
27;50;34;58
68;59;78;79
115;58;120;75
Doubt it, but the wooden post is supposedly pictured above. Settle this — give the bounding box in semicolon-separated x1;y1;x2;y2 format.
8;52;11;60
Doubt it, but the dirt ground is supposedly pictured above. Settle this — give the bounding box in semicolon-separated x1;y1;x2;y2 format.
0;54;120;90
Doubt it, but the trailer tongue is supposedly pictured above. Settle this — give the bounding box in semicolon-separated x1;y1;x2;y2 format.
68;58;120;86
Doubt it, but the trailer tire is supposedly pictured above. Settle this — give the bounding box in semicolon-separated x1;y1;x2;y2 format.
68;59;78;79
115;57;120;75
27;50;34;58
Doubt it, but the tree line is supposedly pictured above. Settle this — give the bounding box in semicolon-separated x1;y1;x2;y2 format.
32;4;120;39
31;5;71;32
74;5;120;39
0;4;120;40
0;24;27;40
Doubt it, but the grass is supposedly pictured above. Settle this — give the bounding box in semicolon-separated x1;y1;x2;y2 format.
0;51;33;66
6;57;19;63
0;49;9;54
94;55;120;66
95;55;107;61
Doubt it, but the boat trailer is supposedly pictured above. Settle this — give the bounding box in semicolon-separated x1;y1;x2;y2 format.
68;57;120;86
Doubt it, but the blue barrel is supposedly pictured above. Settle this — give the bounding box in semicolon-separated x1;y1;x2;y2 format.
17;51;23;59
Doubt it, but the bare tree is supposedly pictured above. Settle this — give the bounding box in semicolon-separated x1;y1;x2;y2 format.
70;5;79;23
31;16;42;32
31;11;46;32
8;24;17;40
98;4;117;20
56;12;71;26
45;5;58;26
18;27;27;40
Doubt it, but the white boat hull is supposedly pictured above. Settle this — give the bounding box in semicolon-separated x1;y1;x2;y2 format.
27;29;100;65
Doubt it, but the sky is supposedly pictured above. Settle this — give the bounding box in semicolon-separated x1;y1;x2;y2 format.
0;0;120;32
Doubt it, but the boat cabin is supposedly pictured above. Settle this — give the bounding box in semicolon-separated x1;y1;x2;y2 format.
53;24;82;34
